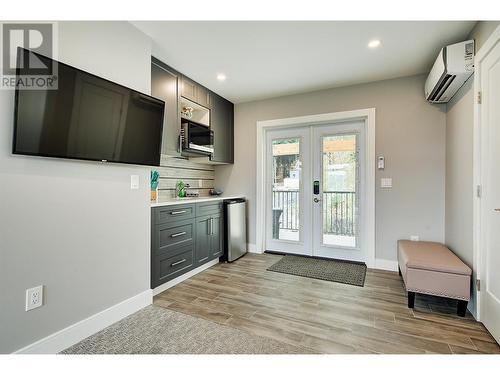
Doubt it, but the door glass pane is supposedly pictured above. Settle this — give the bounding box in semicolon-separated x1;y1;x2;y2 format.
271;138;301;241
322;134;357;248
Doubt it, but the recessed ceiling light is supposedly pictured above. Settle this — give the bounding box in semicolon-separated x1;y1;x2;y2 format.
368;40;381;48
217;73;226;81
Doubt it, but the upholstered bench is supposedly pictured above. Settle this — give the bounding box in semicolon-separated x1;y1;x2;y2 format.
397;240;472;317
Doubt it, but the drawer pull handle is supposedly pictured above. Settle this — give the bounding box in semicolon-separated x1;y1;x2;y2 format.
171;231;187;238
171;259;187;267
171;210;187;215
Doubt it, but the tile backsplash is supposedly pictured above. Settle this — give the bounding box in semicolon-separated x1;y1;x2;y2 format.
153;155;215;200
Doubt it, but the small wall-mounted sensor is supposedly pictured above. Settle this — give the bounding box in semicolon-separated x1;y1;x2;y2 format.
378;156;385;170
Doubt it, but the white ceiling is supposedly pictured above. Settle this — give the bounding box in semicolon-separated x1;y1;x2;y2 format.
132;21;476;103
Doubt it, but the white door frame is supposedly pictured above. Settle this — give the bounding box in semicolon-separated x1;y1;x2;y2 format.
473;24;500;321
256;108;376;268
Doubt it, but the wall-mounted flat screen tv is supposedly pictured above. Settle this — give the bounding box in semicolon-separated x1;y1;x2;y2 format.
13;48;165;166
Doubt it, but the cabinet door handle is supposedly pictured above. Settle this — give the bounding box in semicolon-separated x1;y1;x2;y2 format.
171;210;187;215
210;218;214;235
171;259;186;267
171;231;186;238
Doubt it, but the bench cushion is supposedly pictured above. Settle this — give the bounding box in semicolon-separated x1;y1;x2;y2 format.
398;240;472;276
398;240;472;301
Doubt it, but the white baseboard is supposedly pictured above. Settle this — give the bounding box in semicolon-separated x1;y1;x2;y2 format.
247;243;262;254
373;258;399;272
14;289;152;354
152;258;219;296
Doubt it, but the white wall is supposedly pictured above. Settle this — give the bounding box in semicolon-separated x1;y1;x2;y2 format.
445;21;500;317
216;74;447;262
0;21;153;353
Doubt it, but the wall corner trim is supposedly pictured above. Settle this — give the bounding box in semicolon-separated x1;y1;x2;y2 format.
373;258;399;272
13;289;153;354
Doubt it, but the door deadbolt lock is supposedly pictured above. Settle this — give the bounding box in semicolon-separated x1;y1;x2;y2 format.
313;197;320;203
313;180;320;195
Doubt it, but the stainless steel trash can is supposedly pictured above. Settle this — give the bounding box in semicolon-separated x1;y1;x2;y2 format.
223;198;247;262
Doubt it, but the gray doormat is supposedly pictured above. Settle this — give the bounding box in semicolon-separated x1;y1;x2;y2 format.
60;305;308;354
267;255;367;287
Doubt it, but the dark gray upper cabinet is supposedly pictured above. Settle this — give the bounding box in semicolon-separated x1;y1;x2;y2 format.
151;57;233;162
196;85;211;108
210;93;234;164
180;75;211;109
180;75;197;103
151;58;181;157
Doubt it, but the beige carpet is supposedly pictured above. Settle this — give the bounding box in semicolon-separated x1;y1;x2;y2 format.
61;305;307;354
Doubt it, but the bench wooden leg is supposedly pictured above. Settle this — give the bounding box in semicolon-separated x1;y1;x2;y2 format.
408;291;415;309
457;300;468;317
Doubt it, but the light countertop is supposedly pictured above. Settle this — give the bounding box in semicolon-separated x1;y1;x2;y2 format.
150;195;245;208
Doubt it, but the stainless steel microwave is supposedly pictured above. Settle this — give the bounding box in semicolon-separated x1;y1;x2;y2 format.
180;120;214;155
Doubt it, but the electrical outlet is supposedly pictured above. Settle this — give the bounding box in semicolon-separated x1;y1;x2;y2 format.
410;235;419;241
26;285;43;311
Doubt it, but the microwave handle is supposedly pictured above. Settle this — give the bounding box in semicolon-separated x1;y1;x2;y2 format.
181;122;188;149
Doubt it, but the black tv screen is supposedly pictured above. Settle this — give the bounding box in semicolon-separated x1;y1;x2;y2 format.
13;48;165;166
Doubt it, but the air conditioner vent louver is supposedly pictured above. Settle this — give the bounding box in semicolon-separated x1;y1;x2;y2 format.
428;74;456;102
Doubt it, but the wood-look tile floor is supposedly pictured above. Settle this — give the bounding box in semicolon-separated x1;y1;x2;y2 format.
154;253;500;354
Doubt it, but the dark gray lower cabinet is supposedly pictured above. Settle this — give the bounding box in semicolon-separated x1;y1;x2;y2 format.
195;212;223;266
195;215;211;265
154;245;194;287
210;213;223;259
151;202;224;288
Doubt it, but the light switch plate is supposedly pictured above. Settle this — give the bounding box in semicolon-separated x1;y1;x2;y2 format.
130;175;139;190
26;285;43;311
381;178;392;188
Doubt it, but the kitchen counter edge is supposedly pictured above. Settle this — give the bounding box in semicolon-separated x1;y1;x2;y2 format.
151;195;245;208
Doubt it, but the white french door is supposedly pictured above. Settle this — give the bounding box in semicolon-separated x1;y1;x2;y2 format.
477;28;500;343
265;127;312;255
312;122;364;262
265;121;365;262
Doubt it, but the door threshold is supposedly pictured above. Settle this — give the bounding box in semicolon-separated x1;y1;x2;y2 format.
264;250;366;266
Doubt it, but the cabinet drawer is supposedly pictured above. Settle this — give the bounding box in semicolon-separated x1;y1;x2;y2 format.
196;201;223;216
153;204;195;225
154;219;195;256
155;246;194;286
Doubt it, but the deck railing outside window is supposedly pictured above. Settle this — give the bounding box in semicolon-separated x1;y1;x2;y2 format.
272;189;356;236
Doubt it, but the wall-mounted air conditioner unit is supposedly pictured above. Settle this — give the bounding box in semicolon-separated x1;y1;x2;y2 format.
425;40;475;103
